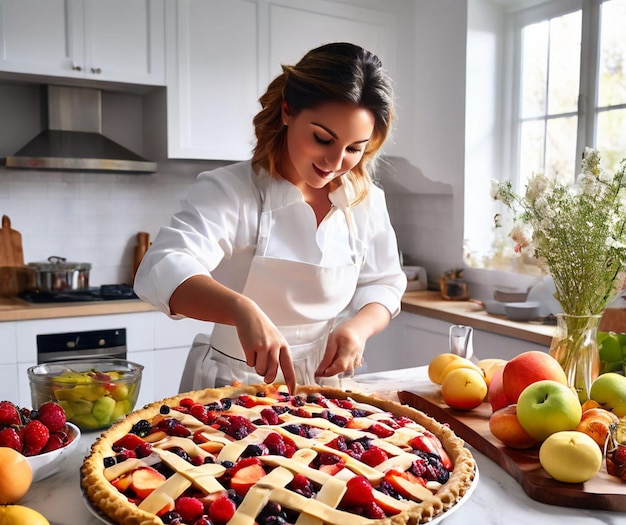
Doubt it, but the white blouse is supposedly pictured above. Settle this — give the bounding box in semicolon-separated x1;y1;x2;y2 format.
134;160;407;320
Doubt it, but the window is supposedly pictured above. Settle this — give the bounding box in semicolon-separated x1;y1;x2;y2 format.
464;0;626;271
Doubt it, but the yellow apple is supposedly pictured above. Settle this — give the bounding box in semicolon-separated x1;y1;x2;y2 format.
427;353;463;384
441;367;488;410
516;380;582;442
539;431;602;483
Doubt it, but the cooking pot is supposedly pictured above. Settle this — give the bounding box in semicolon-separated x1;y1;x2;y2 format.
28;256;91;291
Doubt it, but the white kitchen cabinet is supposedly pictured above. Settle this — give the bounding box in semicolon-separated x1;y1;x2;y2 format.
165;0;409;161
0;0;165;86
364;311;550;373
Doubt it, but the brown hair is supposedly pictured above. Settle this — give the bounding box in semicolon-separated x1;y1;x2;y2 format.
251;42;395;204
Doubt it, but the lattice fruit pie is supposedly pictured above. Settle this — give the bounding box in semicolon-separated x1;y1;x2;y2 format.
81;384;476;525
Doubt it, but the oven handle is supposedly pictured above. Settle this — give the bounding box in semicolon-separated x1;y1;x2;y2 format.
38;345;127;362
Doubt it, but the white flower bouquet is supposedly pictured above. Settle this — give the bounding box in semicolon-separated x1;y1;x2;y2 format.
491;147;626;316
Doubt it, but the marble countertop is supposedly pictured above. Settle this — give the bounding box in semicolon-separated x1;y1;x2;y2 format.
22;367;623;525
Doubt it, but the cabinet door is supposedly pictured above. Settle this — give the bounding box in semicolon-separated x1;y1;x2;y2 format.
83;0;165;85
0;0;84;78
0;0;164;85
166;0;259;160
0;365;20;405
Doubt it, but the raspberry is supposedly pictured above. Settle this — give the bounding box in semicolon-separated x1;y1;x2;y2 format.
22;419;50;456
179;397;195;408
290;474;312;493
361;446;389;467
0;427;22;452
331;399;354;409
190;404;209;423
260;408;280;425
208;495;236;524
0;401;21;427
175;496;204;523
225;415;255;439
35;401;66;432
263;432;286;455
317;452;341;465
291;407;312;418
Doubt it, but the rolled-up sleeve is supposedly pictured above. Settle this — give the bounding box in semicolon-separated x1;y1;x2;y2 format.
349;185;407;317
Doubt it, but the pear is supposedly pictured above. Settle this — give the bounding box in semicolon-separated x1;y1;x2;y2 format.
589;373;626;417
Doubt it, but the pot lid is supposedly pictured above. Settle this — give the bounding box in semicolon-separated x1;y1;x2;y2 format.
28;256;91;271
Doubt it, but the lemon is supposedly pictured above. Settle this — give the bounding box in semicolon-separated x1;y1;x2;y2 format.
0;505;50;525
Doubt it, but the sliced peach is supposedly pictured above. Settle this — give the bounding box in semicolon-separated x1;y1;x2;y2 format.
131;467;167;499
230;464;266;496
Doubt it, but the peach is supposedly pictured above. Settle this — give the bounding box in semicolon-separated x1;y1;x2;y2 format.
441;367;488;410
477;358;508;387
428;353;463;384
486;365;508;413
489;405;540;449
439;357;485;384
502;351;567;405
0;448;32;504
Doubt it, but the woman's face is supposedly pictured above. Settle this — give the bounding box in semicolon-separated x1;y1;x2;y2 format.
280;101;375;191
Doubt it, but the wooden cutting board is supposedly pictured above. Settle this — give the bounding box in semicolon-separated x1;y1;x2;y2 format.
397;388;626;511
0;215;24;267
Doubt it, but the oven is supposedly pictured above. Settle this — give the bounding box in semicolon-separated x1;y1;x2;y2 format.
37;328;127;364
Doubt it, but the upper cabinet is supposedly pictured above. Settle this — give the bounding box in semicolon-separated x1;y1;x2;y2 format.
0;0;165;86
165;0;411;161
165;0;259;161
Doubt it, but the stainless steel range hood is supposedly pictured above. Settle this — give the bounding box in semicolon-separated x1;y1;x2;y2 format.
1;86;156;173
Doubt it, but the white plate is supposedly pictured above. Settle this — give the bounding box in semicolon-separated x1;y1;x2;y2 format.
83;467;479;524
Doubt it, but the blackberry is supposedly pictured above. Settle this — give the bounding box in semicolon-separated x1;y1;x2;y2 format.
204;456;215;464
130;419;152;437
241;443;266;457
282;424;302;436
103;456;116;468
169;446;191;463
227;488;243;505
351;408;368;417
220;398;233;410
328;414;348;427
290;396;305;407
272;405;290;415
159;404;171;415
262;515;287;525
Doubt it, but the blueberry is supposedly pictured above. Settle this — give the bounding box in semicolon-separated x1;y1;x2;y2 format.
221;460;235;468
220;398;233;410
103;456;116;468
159;405;170;415
130;419;152;437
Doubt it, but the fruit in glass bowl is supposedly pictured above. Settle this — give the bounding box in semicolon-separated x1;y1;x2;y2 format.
27;359;143;431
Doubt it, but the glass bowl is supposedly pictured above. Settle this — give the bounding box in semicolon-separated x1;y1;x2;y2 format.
26;422;81;481
27;359;143;431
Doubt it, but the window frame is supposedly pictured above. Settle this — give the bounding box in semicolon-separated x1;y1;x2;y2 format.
503;0;607;191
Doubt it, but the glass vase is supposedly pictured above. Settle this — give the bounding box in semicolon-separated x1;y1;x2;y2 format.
548;313;602;402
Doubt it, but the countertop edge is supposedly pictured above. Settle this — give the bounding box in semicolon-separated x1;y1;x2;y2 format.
0;299;157;321
401;290;554;346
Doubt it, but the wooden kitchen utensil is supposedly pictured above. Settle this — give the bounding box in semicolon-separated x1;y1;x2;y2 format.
0;215;24;267
132;231;150;282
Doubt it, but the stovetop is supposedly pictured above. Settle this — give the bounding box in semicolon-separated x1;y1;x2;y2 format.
18;284;139;303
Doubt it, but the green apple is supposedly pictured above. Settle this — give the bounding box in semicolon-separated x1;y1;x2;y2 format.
589;372;626;417
539;430;602;483
516;380;582;442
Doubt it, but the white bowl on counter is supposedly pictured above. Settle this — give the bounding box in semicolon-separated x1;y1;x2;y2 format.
26;422;81;482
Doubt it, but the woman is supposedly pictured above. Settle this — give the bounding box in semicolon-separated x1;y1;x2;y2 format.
134;42;407;394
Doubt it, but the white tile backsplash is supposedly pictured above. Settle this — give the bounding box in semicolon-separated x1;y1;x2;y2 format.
0;160;228;285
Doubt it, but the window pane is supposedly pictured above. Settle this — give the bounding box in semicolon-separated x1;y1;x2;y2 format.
519;120;545;186
547;11;581;114
597;108;626;173
545;116;577;182
521;21;548;118
598;0;626;107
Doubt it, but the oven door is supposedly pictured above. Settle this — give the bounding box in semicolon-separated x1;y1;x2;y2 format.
37;328;127;364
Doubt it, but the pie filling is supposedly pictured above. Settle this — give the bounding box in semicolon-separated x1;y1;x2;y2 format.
81;385;476;525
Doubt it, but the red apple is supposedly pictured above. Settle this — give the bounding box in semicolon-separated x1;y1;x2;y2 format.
487;365;508;412
489;405;540;449
502;351;567;405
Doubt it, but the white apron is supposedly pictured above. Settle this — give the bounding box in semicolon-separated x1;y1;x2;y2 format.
179;177;363;392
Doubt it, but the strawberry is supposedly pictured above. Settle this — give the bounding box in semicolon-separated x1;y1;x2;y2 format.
367;423;394;438
42;432;65;453
208;494;236;524
260;407;280;425
35;401;66;432
341;476;374;507
363;500;386;519
360;446;389;467
21;419;50;456
0;401;21;427
113;433;145;452
0;427;22;452
175;496;204;523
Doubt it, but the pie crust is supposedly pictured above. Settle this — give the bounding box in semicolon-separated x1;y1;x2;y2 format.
81;384;476;525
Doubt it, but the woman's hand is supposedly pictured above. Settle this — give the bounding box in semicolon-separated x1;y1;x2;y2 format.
234;301;297;394
315;303;392;378
169;275;297;394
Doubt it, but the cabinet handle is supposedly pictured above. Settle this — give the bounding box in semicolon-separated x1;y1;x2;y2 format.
91;67;102;74
71;63;82;71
